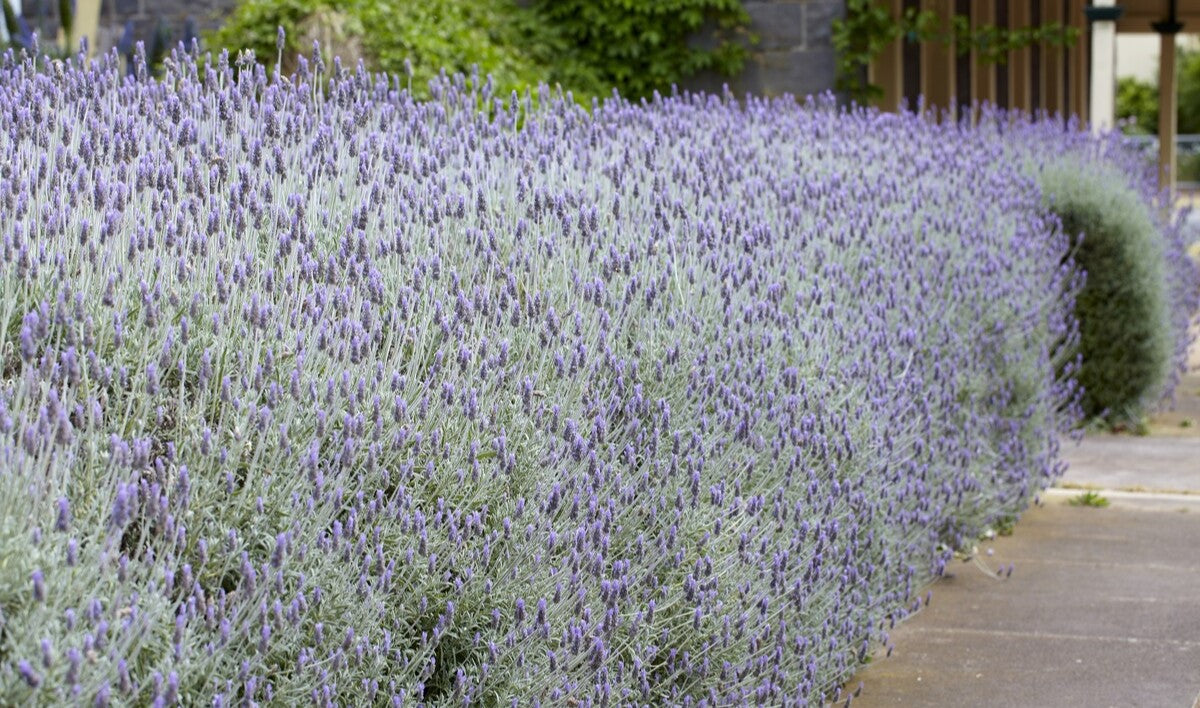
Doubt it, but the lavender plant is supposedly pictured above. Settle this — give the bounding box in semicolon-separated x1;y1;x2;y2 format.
0;41;1185;706
970;113;1199;421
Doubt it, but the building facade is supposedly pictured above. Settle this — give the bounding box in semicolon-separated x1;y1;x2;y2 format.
689;0;846;98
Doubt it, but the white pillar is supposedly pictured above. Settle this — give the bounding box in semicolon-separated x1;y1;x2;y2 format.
1089;0;1117;133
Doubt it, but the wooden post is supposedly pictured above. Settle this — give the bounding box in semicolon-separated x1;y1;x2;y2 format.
1043;0;1065;115
1009;0;1033;112
921;0;957;115
1070;0;1089;121
1158;30;1179;195
870;0;905;111
971;0;997;107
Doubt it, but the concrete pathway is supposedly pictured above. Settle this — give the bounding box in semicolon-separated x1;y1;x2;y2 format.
843;336;1200;707
1059;436;1200;494
843;493;1200;707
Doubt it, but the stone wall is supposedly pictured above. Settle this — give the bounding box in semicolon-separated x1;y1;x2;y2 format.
687;0;842;99
96;0;236;54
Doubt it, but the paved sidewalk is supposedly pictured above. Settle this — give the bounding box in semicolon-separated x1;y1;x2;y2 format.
844;493;1200;707
1059;436;1200;494
843;336;1200;707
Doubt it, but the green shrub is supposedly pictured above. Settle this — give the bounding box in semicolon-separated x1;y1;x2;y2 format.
206;0;749;101
1115;48;1200;135
1115;76;1157;135
205;0;590;99
1039;160;1174;421
526;0;751;99
205;0;321;66
351;0;588;96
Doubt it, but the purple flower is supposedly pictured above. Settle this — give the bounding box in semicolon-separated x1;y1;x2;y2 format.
54;498;71;532
31;570;45;602
17;659;39;688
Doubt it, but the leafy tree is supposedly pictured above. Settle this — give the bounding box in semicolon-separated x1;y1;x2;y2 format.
1115;76;1158;134
526;0;751;100
1177;47;1200;133
1115;48;1200;135
206;0;579;99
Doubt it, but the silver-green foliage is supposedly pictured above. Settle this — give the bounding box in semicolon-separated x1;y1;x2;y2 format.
0;48;1087;704
1039;160;1174;421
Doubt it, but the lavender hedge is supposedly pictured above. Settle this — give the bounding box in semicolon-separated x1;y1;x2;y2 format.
0;45;1183;706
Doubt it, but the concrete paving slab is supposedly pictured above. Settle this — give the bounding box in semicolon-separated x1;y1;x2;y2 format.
844;497;1200;708
1060;436;1200;494
849;629;1200;707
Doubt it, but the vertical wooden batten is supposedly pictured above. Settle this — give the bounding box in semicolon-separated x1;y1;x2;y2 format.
921;0;957;113
971;0;998;108
1069;0;1089;121
870;0;906;111
1043;0;1066;115
1153;0;1182;195
1158;30;1180;195
1009;0;1033;111
996;0;1011;109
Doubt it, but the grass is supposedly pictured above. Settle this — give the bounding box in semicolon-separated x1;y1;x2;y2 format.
1068;491;1110;508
